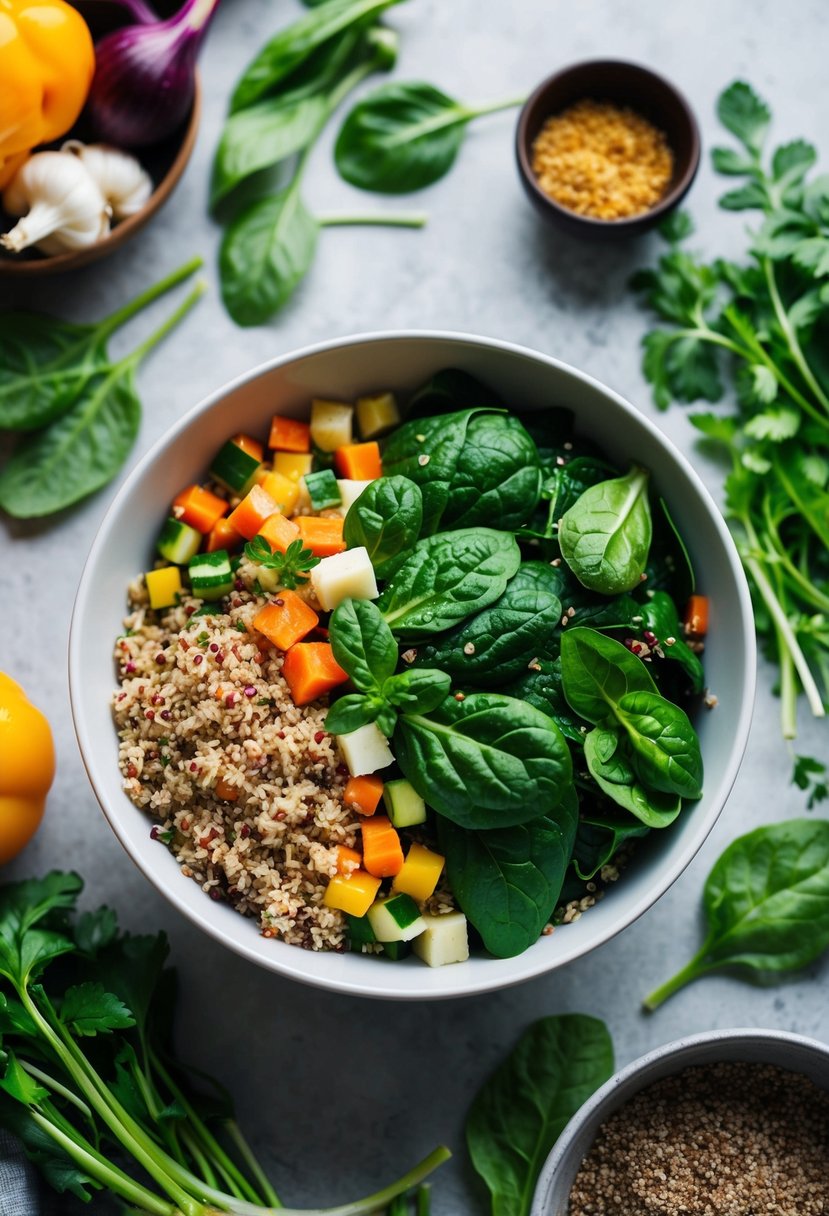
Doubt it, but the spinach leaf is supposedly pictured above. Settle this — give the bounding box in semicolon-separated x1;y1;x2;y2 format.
383;668;451;715
559;627;657;725
378;527;520;639
394;692;572;829
407;368;503;418
324;693;391;735
383;409;541;534
466;1015;614;1216
211;94;328;207
411;562;561;685
639;590;704;694
615;691;704;799
0;313;109;431
644;819;829;1010
571;812;650;882
329;598;398;692
342;474;423;577
501;658;585;744
558;466;653;595
542;454;619;528
584;729;683;828
439;790;578;958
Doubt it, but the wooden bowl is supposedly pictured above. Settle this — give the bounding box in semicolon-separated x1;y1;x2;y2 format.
515;60;701;240
0;2;201;277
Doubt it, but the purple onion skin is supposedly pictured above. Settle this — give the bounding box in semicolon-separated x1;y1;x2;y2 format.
87;0;220;148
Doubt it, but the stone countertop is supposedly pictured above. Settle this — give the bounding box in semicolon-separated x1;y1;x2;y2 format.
2;1;828;1212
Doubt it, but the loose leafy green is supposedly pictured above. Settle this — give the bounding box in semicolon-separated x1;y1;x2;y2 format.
583;728;683;827
559;627;658;725
0;871;449;1215
637;590;705;694
571;813;650;882
0;261;204;519
501;658;585;744
633;79;829;741
244;536;320;588
439;791;578;957
377;527;521;639
466;1015;614;1216
613;690;703;799
394;692;573;829
558;466;653;595
792;754;829;809
406;368;504;417
335;81;525;193
342;474;424;577
644;819;829;1009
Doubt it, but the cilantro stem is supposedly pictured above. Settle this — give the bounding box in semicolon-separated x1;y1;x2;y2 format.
224;1119;282;1208
20;1059;91;1119
763;258;829;416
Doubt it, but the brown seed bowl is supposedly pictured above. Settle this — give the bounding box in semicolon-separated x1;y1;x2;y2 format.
515;59;701;240
0;0;201;277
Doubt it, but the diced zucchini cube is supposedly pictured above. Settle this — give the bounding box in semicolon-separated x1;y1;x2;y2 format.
382;940;411;961
310;547;378;611
334;479;373;517
304;468;342;511
346;912;377;949
311;399;353;452
367;893;426;943
188;550;233;601
337;722;394;777
383;779;426;828
392;842;445;903
412;911;469;967
157;517;202;565
210;440;262;496
145;566;183;610
356;392;400;440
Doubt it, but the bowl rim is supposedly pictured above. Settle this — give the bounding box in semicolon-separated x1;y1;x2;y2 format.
531;1026;829;1215
515;58;702;231
68;329;756;1000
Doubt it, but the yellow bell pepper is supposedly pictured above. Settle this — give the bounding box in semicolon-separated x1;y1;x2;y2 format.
0;0;95;188
0;673;55;863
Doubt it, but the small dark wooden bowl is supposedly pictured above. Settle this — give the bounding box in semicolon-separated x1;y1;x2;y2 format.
515;60;701;240
0;0;200;277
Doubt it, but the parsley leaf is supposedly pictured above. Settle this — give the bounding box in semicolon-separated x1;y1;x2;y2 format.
716;80;770;154
792;754;829;809
61;983;136;1037
244;535;320;589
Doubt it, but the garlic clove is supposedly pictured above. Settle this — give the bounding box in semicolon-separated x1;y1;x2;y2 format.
1;151;111;255
63;140;154;220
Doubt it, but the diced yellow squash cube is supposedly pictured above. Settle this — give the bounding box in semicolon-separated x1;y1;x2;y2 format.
145;566;183;610
274;452;313;482
323;870;381;917
356;392;400;440
259;470;300;515
392;842;445;903
310;399;353;452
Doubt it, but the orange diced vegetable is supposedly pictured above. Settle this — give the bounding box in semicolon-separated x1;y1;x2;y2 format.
206;517;243;554
343;774;384;817
259;471;300;515
334;441;382;481
684;594;709;638
324;870;381;917
231;433;264;462
253;591;319;651
282;642;348;706
227;485;279;540
295;515;346;557
172;485;228;534
257;511;301;554
360;815;404;878
215;775;238;802
269;415;311;453
336;845;362;874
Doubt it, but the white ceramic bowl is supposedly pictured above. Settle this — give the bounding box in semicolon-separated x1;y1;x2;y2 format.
69;332;756;1000
531;1028;829;1216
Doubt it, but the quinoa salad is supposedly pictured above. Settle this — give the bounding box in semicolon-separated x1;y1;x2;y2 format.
113;371;708;967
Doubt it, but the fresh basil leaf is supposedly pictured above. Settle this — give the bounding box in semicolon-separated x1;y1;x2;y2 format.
584;729;683;828
440;790;578;958
395;692;572;829
466;1015;614;1216
211;93;327;206
559;628;657;726
558;466;653;595
716;81;771;155
61;983;136;1037
615;690;704;799
324;693;381;735
330;598;398;691
342;475;423;578
378;527;521;639
383;668;451;715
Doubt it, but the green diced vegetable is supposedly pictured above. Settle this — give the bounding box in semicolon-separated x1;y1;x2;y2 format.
188;549;234;601
367;892;425;942
382;939;411;960
210;439;263;495
304;467;342;509
157;516;202;564
346;911;377;948
383;778;426;828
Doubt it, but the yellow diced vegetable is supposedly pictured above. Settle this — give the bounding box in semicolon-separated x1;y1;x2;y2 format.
145;566;183;610
323;870;381;917
392;842;445;903
273;452;313;482
310;399;353;451
260;470;300;515
356;392;400;439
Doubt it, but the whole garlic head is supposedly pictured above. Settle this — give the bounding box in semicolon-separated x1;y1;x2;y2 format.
63;141;153;220
1;152;111;255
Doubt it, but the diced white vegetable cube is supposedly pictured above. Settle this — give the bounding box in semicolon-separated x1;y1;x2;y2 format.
412;912;469;967
337;722;395;776
310;399;353;451
310;546;378;611
356;392;400;439
335;479;373;517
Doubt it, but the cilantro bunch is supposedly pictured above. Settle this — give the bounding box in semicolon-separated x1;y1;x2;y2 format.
633;81;829;760
0;873;447;1214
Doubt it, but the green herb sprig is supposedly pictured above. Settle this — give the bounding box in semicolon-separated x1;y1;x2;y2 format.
244;536;319;589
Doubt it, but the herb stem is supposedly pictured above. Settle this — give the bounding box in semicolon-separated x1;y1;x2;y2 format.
224;1119;282;1208
275;1146;451;1216
318;212;427;228
20;1059;92;1119
763;258;829;416
466;94;527;119
642;953;711;1011
97;257;204;343
128;281;207;366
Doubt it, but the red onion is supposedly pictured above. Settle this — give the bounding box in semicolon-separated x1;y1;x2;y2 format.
87;0;220;148
106;0;159;23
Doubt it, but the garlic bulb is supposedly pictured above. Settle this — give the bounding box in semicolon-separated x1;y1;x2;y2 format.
63;141;153;220
1;152;111;255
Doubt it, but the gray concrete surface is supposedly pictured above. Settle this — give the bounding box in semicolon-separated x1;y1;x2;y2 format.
2;1;828;1211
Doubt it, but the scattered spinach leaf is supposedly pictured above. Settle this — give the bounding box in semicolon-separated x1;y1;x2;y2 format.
583;729;683;827
558;466;653;595
571;813;651;882
329;598;398;693
559;627;657;725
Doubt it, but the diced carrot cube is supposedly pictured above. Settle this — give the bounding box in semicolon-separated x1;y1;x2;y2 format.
295;515;346;557
282;642;348;706
172;485;228;534
227;485;279;540
231;433;264;462
336;845;363;874
334;442;382;481
684;594;709;638
360;815;404;878
257;511;301;554
343;775;384;817
269;415;311;453
253;591;319;651
206;517;243;554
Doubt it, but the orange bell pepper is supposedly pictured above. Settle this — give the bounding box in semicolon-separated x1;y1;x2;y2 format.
0;672;55;863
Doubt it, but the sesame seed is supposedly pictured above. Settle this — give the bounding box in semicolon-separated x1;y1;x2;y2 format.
463;642;476;655
453;692;465;702
418;454;430;466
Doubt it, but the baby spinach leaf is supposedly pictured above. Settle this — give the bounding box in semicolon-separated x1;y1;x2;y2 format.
615;690;704;799
439;790;578;957
542;454;619;527
378;527;520;639
639;590;704;694
394;692;572;829
0;313;110;431
466;1014;614;1216
383;668;451;715
571;813;650;882
559;628;657;726
644;819;829;1010
502;658;585;744
329;598;398;692
342;474;423;577
407;367;503;418
584;729;682;828
324;693;384;735
558;466;653;595
211;93;328;206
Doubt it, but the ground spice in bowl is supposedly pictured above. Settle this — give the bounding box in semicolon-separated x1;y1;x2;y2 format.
530;98;673;220
567;1060;829;1215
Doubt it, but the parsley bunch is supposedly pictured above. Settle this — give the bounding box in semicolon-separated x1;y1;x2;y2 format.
244;536;319;590
633;81;829;759
0;872;447;1214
